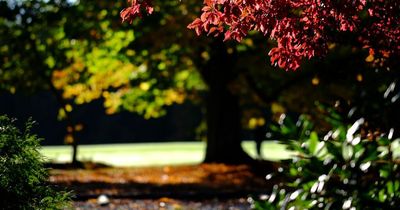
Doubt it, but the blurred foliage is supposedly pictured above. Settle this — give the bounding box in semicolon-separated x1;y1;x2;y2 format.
254;81;400;209
51;0;208;119
226;35;400;135
1;0;398;141
0;115;71;209
0;0;206;120
0;0;70;92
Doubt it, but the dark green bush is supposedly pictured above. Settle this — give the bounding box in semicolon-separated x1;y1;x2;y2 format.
0;115;71;210
255;107;400;210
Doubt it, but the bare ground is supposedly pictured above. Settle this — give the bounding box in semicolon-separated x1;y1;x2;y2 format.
50;163;275;209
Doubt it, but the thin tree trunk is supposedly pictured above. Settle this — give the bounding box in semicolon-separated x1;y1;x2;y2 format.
29;39;79;165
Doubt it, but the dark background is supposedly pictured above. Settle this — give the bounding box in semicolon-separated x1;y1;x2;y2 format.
0;91;203;145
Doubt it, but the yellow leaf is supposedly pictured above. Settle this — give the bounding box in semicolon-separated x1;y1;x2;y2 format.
312;77;320;86
10;86;16;94
67;126;73;133
64;134;74;144
271;102;285;114
356;74;363;82
248;118;258;129
65;104;73;112
75;124;83;131
365;54;374;62
139;82;150;91
328;43;336;49
201;51;210;61
58;109;66;120
257;118;266;126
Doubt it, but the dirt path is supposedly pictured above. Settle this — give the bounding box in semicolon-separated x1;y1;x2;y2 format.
73;198;252;210
50;163;274;209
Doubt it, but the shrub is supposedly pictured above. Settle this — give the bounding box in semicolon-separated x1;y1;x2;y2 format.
0;115;71;209
255;106;400;209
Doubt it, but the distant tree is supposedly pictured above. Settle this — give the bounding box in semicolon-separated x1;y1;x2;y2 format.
0;0;84;164
0;0;208;163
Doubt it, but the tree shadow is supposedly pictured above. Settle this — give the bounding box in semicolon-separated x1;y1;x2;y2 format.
49;163;279;200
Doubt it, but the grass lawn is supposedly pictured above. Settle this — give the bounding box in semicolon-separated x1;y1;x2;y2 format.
41;141;295;166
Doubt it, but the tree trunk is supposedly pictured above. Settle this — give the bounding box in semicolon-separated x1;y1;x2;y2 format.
200;40;253;164
203;85;253;163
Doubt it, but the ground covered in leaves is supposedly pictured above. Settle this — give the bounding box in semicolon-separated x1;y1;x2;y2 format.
50;163;274;209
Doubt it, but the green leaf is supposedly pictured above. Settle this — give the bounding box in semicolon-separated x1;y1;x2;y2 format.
378;189;387;202
377;137;390;146
379;169;389;178
354;146;365;160
308;131;319;155
325;141;343;160
342;144;353;161
395;180;400;192
387;181;394;196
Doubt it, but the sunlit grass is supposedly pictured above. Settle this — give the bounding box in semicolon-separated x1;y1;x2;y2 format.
41;141;294;166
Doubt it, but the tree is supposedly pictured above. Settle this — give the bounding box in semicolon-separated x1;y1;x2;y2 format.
123;0;399;70
2;0;398;165
52;1;268;163
0;0;207;164
53;0;254;163
119;0;400;163
53;0;400;164
1;0;213;163
0;0;85;164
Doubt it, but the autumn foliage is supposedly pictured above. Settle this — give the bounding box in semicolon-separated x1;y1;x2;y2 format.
120;0;154;23
121;0;400;70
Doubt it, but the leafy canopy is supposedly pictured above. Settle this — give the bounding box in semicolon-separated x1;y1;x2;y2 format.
0;0;206;119
122;0;400;70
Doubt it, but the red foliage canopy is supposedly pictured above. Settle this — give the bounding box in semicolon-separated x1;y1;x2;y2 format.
120;0;153;23
121;0;400;71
